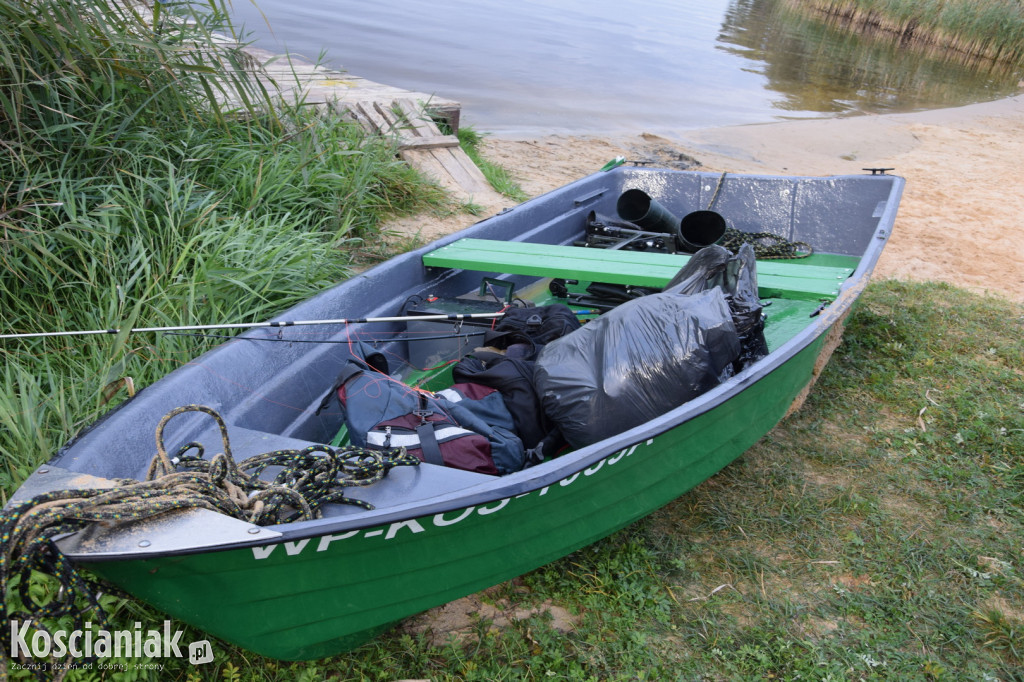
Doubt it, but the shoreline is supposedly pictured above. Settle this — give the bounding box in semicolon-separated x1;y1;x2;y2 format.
390;94;1024;303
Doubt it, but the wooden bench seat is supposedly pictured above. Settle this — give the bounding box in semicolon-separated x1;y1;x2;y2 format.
423;239;856;300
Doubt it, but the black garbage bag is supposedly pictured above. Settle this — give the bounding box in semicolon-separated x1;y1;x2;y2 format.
664;243;768;367
534;288;741;448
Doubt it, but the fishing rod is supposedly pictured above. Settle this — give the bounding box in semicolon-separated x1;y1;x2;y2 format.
164;330;489;345
0;312;509;341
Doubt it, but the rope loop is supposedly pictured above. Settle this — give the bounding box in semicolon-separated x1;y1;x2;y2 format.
0;405;418;673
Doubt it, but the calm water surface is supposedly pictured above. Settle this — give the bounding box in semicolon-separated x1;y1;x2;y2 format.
231;0;1022;136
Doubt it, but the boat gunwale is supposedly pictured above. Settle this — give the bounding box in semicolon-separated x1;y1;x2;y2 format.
55;168;904;561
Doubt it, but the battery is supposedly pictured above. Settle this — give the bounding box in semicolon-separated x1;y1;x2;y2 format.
405;297;504;368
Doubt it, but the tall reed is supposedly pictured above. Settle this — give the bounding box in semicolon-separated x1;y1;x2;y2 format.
788;0;1024;65
0;0;446;495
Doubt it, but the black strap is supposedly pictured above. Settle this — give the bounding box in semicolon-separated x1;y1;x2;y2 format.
413;394;444;466
415;422;445;466
525;428;565;466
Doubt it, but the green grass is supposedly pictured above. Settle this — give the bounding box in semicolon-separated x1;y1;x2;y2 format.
458;126;529;202
0;0;449;494
45;279;1017;681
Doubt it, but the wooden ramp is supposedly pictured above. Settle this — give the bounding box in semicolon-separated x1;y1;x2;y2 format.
219;47;497;200
130;4;494;199
347;98;493;198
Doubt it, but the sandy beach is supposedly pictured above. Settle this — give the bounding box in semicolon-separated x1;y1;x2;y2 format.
394;95;1024;644
393;94;1024;304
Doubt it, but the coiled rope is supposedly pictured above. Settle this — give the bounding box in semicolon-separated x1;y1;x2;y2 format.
150;405;418;522
708;172;814;259
0;404;417;677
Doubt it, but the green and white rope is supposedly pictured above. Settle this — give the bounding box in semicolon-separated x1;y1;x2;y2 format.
0;404;417;675
709;172;814;259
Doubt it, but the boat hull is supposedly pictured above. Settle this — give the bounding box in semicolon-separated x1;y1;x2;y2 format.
18;167;905;660
91;326;830;660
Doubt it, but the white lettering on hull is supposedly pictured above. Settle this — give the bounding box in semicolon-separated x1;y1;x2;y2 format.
252;439;653;560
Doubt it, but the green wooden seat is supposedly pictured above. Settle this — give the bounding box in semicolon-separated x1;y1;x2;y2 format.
423;239;857;301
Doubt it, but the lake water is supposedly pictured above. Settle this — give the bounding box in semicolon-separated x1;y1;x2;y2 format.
230;0;1022;136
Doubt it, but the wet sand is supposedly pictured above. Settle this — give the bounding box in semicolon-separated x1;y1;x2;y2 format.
391;94;1024;303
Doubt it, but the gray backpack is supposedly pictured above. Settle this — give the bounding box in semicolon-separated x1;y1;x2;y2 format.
319;356;527;475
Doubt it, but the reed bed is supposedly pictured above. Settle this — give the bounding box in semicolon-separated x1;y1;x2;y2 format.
0;0;446;495
787;0;1024;65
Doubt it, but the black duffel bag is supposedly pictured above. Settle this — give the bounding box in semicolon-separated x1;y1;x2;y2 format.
482;303;580;357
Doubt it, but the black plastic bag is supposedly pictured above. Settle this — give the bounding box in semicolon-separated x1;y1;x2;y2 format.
534;289;741;448
665;243;768;367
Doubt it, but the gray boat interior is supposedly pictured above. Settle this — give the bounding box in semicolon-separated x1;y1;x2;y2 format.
25;169;903;525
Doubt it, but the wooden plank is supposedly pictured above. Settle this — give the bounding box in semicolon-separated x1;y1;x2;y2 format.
398;135;461;150
432;148;491;194
400;148;454;186
343;107;377;135
440;147;493;194
422;239;855;300
353;101;392;135
400;148;494;198
374;100;411;137
394;98;440;139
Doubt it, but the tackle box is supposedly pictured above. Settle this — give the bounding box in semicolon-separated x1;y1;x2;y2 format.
404;296;504;368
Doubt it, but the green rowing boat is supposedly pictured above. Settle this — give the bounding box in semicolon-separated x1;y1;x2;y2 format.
6;167;904;660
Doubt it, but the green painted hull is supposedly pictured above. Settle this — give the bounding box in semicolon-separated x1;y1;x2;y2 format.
92;330;827;660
